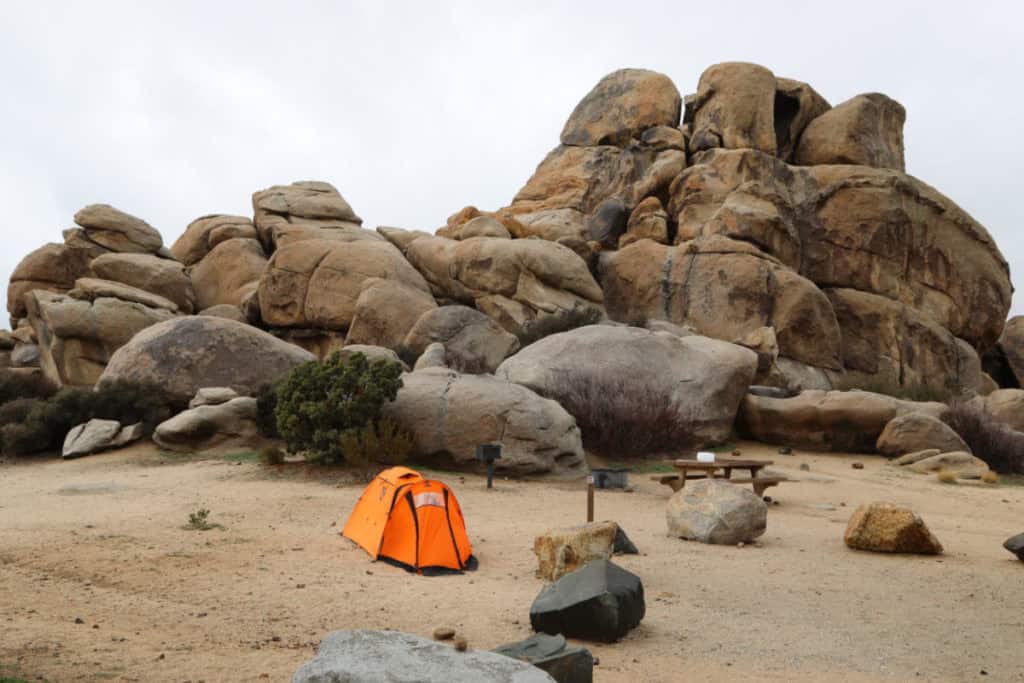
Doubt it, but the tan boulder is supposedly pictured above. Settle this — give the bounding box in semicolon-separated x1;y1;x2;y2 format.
89;252;196;313
795;93;906;171
599;236;841;370
843;502;943;554
170;215;257;265
976;389;1024;432
875;413;969;457
154;397;263;453
560;68;681;147
345;278;437;350
892;449;941;466
259;238;430;331
619;196;668;247
906;451;990;479
403;305;519;374
774;77;831;162
190;238;268;313
382;368;587;476
738;389;948;452
7;242;99;319
69;278;179;312
996;316;1024;386
533;521;621;581
376;226;434;254
73;204;163;254
24;290;176;387
252;181;364;249
198;305;248;324
689;62;778;155
97;316;315;406
496;325;758;446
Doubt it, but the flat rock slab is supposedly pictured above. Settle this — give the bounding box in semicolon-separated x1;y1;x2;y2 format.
57;482;125;496
494;633;593;683
291;630;554;683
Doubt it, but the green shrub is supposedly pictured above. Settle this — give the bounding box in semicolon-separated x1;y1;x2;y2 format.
338;417;415;479
259;446;285;465
517;307;603;348
274;351;404;463
255;383;280;438
0;369;57;405
0;381;174;457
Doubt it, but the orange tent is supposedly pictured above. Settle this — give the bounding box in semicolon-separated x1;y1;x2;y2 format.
342;466;476;575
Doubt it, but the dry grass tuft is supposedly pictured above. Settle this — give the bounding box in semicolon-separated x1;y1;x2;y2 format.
936;469;958;484
981;470;999;484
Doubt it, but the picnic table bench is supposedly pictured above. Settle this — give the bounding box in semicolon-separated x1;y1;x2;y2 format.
651;458;789;497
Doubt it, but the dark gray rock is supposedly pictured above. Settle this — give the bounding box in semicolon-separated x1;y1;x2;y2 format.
585;198;628;248
613;526;639;555
292;630;554;683
529;560;645;643
1004;533;1024;561
494;633;593;683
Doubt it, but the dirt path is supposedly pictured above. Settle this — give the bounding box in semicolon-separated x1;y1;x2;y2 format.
1;443;1022;682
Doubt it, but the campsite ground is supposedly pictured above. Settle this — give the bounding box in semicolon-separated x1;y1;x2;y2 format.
1;443;1022;683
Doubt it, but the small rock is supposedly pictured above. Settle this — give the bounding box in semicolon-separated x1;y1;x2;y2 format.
432;627;456;641
731;449;742;457
799;463;810;471
852;462;864;470
1003;533;1024;561
736;542;745;548
453;636;468;652
74;617;84;624
778;446;792;455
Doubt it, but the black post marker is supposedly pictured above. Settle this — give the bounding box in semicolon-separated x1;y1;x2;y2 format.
475;443;502;489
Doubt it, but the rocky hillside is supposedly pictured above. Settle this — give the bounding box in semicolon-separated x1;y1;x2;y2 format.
4;62;1015;402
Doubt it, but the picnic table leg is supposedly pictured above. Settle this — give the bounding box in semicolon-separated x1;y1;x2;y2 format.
723;466;733;480
670;477;684;492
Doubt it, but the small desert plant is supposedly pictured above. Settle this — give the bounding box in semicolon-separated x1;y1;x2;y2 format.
946;400;1024;474
516;307;603;348
274;351;404;463
936;469;958;484
258;446;285;465
254;383;280;438
338;417;415;479
0;369;57;405
183;508;222;531
981;470;999;484
545;370;696;457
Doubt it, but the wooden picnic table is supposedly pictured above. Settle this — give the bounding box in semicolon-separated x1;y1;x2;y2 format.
651;457;786;496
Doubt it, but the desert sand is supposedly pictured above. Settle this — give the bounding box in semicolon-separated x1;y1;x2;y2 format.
1;442;1022;682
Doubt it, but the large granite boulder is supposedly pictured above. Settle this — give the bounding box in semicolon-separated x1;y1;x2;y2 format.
382;368;586;476
345;277;437;350
97;316;315;406
689;62;778;155
25;290;176;387
560;68;681;147
795;93;906;171
170;215;258;266
292;630;555;683
875;413;970;457
259;238;430;331
7;242;101;320
497;325;758;446
72;204;163;254
665;479;768;545
62;419;142;458
774;77;831;162
90;252;196;314
843;502;943;554
994;316;1024;387
252;181;365;250
153;397;262;452
738;389;947;452
69;278;178;312
403;305;519;373
189;238;268;315
529;560;645;643
400;234;604;337
972;389;1024;432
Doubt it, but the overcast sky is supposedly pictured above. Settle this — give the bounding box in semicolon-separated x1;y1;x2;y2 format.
2;1;1021;318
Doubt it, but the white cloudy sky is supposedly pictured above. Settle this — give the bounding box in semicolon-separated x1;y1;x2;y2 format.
2;1;1021;316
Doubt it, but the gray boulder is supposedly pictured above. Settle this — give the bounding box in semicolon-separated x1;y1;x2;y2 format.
11;343;40;368
413;342;448;371
153;397;261;452
493;633;593;683
404;305;519;374
665;479;767;545
98;316;314;406
876;413;969;458
1004;533;1024;561
291;630;555;683
189;387;240;408
90;252;197;313
73;204;163;254
529;560;645;643
338;344;407;370
496;325;757;445
383;368;586;476
63;419;143;458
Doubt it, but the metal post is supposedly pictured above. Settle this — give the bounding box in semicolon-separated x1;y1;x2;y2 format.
486;460;495;489
586;475;594;523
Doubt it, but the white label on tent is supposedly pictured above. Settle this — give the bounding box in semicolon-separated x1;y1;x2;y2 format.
413;492;444;508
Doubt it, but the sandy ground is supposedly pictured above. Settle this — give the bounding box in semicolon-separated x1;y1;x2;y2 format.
1;442;1023;683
